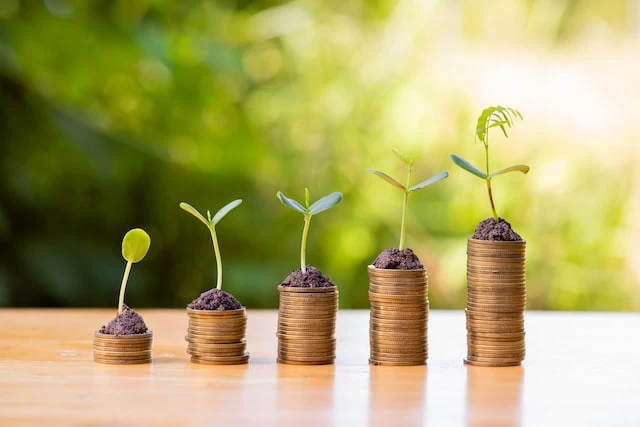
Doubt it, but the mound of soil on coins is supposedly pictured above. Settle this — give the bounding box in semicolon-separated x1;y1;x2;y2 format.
280;266;335;288
99;305;149;336
373;248;424;270
472;218;522;241
188;288;243;310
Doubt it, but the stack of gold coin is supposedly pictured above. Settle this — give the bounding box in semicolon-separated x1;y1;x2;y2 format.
185;308;249;365
93;331;153;364
368;266;428;366
277;285;338;365
465;239;526;367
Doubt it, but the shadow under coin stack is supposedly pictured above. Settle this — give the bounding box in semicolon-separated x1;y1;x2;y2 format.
368;266;429;366
93;331;153;364
465;239;526;367
277;285;338;365
186;308;249;365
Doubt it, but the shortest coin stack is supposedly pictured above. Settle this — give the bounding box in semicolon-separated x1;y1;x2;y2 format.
186;308;249;365
277;285;338;365
368;266;429;366
465;239;526;367
94;331;153;364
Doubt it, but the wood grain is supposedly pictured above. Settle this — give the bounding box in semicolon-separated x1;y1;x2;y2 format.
0;309;638;426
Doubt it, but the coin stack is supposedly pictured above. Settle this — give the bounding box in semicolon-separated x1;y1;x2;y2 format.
277;285;338;365
93;331;153;364
465;239;526;367
186;308;249;365
368;266;429;366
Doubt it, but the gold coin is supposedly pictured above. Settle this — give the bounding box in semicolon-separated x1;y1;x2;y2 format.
368;276;427;284
278;306;337;314
187;307;246;317
190;353;250;365
278;285;338;294
277;331;334;340
367;265;426;276
463;358;521;367
466;318;525;328
278;343;335;352
94;332;152;342
465;355;524;364
188;349;246;358
94;356;152;365
277;352;336;362
279;292;338;300
277;358;334;365
186;335;245;344
467;238;526;246
370;317;427;325
369;358;426;366
468;330;525;338
278;348;335;357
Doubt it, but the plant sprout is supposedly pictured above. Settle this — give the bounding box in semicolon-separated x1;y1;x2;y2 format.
450;106;529;223
367;149;448;250
179;199;243;290
277;189;342;273
118;228;151;314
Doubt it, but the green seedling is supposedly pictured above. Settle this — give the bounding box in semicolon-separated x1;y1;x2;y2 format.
367;149;448;250
118;228;151;314
450;106;529;223
179;199;243;290
277;189;342;273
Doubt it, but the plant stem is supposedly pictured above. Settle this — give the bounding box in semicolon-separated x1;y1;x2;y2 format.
484;133;499;222
118;261;132;314
399;163;413;250
486;179;499;222
209;226;223;290
301;214;311;273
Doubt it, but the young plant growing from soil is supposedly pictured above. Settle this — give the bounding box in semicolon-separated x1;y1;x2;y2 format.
277;189;342;274
99;228;151;335
367;149;448;250
118;228;151;313
277;189;342;288
367;149;448;269
180;200;244;310
450;106;529;224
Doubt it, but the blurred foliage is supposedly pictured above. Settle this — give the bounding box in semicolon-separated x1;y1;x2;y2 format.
0;0;638;310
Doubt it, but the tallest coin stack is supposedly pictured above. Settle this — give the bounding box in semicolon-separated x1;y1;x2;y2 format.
464;239;526;367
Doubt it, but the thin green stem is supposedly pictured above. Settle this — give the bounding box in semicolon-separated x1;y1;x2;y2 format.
399;163;413;250
301;215;311;273
484;132;498;222
118;261;132;314
209;226;223;290
487;179;499;222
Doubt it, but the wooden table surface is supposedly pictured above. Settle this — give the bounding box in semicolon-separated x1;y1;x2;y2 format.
0;309;638;426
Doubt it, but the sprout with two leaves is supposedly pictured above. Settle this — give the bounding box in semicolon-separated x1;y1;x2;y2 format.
450;106;529;223
179;200;242;290
367;149;448;250
277;189;342;273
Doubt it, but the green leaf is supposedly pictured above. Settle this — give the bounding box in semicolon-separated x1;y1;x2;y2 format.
213;199;243;225
392;148;419;165
366;168;405;190
489;164;530;178
179;202;210;227
122;228;151;263
476;106;523;143
408;171;449;192
277;192;307;214
309;192;343;215
450;154;487;179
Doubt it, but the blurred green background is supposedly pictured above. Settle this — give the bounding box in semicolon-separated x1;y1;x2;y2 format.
1;0;639;310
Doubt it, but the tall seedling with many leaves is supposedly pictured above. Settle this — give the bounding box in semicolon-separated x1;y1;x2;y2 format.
450;106;529;222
